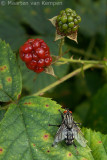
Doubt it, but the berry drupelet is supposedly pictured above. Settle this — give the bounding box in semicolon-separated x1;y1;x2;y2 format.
19;38;52;73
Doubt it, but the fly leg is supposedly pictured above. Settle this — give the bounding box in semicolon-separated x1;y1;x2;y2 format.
74;122;81;126
58;109;64;119
52;142;58;147
48;124;60;127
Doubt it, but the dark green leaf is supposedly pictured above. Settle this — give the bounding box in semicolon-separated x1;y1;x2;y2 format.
76;0;106;36
84;84;107;134
75;101;90;123
0;17;27;50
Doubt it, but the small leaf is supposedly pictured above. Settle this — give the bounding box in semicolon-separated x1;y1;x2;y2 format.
67;31;78;43
54;31;77;43
44;66;57;78
0;39;22;102
54;31;65;41
48;16;57;27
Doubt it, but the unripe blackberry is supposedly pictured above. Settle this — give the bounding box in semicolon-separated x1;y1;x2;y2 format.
56;8;81;36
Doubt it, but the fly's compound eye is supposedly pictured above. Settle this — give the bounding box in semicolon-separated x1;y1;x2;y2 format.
69;111;72;114
63;110;67;114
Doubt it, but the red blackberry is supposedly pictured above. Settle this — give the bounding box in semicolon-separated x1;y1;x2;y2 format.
19;38;52;73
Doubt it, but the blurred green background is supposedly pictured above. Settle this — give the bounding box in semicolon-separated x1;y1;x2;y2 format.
0;0;107;134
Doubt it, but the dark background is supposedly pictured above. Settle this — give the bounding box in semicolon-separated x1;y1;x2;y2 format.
0;0;107;134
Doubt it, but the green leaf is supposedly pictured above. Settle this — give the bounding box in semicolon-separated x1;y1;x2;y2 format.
0;96;106;160
0;40;22;102
76;0;106;36
84;84;107;134
0;18;27;50
0;110;6;121
75;101;90;123
0;5;27;50
83;128;107;160
0;4;21;23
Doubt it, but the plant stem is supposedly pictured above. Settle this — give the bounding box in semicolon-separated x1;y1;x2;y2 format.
33;64;95;96
59;38;64;56
58;57;106;65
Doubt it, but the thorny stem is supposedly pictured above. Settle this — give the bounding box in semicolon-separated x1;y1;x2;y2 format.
33;36;106;96
59;38;64;56
56;57;107;66
33;64;100;96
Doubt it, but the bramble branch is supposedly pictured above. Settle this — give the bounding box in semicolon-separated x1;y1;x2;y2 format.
56;57;107;66
33;64;99;96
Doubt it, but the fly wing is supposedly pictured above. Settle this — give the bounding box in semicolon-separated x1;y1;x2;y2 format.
72;124;87;147
52;123;67;146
